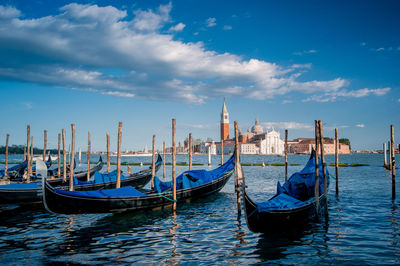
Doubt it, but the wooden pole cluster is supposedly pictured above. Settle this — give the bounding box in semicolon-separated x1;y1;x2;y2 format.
314;120;320;212
151;134;156;189
116;122;122;189
391;125;396;200
43;130;47;161
234;121;241;215
335;128;339;195
87;131;91;181
26;125;31;181
189;133;193;171
4;134;9;177
107;133;110;173
285;129;288;181
62;129;67;182
58;133;61;177
163;140;166;181
69;124;75;191
172;119;177;211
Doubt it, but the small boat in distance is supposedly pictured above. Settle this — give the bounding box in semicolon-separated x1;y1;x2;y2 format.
242;150;329;233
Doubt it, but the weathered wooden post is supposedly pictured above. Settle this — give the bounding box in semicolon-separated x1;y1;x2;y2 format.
4;134;9;178
163;140;166;180
69;124;75;191
26;125;31;180
78;148;81;165
318;121;327;198
384;142;387;167
389;141;392;170
234;121;241;215
87;131;91;181
314;120;320;213
189;133;193;171
116;122;122;189
29;136;33;183
391;125;396;200
42;130;47;161
221;139;224;165
285;129;288;181
151;134;156;189
106;133;110;173
57;133;61;177
172;119;177;211
208;146;211;166
335;128;339;195
62;129;67;182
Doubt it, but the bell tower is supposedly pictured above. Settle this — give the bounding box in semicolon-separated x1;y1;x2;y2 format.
220;99;229;140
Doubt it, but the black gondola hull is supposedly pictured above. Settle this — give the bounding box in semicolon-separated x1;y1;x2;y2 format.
43;170;233;214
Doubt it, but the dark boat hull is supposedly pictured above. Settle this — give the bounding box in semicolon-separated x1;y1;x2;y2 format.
43;170;233;214
0;158;161;204
243;188;326;233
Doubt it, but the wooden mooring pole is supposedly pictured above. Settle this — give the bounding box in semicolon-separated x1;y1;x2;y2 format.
314;120;320;213
172;119;177;211
69;124;75;191
389;141;392;170
318;121;327;199
5;134;9;178
62;129;67;182
189;133;193;171
30;136;33;182
335;128;339;195
151;134;156;189
116;122;122;189
163;140;166;181
384;142;387;167
87;131;91;181
43;130;47;161
58;133;61;177
234;121;241;216
78;148;81;165
391;125;396;200
285;129;288;181
221;139;224;165
26;125;31;181
106;133;110;173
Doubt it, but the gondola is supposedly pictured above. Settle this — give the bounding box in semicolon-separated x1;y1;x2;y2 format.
0;155;52;180
0;155;162;204
42;154;235;214
242;150;329;233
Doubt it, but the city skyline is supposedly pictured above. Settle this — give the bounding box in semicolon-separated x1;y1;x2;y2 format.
0;0;399;151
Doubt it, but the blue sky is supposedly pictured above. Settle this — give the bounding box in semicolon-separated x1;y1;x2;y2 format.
0;0;399;151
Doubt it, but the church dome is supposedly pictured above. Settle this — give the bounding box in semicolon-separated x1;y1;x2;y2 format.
251;119;263;134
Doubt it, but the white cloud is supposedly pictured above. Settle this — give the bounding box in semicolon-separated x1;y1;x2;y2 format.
261;122;314;131
206;17;216;27
376;47;385;52
303;87;391;102
223;25;232;30
168;22;185;32
356;124;365;128
293;49;317;56
0;3;390;104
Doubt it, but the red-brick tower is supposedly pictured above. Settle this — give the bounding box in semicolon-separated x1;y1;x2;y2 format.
220;99;229;140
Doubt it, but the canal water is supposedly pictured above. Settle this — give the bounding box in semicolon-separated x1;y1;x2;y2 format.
0;153;399;264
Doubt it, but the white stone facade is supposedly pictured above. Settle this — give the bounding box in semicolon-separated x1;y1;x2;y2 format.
258;130;285;155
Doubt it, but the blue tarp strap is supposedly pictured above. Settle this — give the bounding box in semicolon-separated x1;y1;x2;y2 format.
155;192;177;202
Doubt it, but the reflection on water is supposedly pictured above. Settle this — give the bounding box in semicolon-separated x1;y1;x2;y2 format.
0;154;400;264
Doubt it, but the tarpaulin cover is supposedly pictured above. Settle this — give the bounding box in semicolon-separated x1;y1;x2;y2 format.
0;181;40;190
154;154;235;193
73;169;128;186
257;152;329;212
54;185;148;198
0;160;28;178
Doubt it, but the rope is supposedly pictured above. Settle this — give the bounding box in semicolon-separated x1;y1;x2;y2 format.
155;192;177;202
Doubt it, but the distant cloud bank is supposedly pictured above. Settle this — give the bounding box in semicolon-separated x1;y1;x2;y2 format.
0;4;391;104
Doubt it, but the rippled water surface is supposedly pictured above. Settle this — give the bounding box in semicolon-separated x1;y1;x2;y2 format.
0;153;399;264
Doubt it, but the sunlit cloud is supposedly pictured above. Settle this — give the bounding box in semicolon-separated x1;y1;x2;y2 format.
0;3;390;104
356;124;365;128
